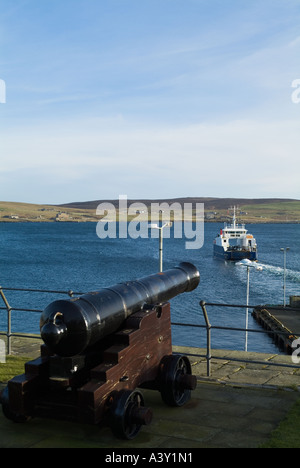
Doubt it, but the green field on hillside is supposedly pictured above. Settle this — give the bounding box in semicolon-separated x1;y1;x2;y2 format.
0;199;299;223
239;201;300;222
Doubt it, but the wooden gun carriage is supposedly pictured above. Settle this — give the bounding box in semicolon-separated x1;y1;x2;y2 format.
1;262;200;439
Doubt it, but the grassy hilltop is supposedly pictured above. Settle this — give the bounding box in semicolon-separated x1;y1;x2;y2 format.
0;201;99;222
0;198;300;223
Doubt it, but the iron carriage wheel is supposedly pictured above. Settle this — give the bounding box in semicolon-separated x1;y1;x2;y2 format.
159;354;196;407
109;389;153;440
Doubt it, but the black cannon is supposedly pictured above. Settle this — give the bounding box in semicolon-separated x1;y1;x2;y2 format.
1;262;200;439
40;262;200;357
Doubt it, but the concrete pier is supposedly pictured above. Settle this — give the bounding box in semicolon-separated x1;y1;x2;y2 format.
253;304;300;354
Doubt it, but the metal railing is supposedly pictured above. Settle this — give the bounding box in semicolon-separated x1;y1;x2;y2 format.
0;286;84;355
1;287;300;377
174;301;300;376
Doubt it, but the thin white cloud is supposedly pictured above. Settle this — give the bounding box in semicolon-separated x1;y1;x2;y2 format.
1;116;299;202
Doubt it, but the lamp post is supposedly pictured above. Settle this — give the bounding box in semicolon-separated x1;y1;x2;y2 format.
149;222;172;272
237;260;263;352
245;265;250;352
280;247;290;306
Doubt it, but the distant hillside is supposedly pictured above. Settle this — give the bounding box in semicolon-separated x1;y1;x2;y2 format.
59;197;299;211
59;197;300;223
0;198;299;223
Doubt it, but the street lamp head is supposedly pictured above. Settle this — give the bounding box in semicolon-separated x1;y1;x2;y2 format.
148;222;173;230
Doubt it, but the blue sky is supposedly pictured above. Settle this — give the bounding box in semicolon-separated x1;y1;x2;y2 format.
0;0;300;204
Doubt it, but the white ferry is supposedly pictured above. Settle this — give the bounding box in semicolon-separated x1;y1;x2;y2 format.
213;207;258;261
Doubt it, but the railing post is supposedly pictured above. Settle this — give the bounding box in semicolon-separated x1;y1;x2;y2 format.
0;286;12;355
200;300;211;377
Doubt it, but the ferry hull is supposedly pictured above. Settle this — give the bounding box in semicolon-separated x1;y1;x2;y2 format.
213;245;257;262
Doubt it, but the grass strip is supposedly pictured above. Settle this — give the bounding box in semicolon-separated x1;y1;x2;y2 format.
261;397;300;448
0;355;29;384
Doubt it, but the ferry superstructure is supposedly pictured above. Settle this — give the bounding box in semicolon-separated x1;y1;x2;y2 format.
213;207;258;261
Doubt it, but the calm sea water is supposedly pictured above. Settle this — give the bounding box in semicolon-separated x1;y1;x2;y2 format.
0;221;300;354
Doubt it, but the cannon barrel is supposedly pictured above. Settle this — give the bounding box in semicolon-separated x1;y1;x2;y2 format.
40;262;200;357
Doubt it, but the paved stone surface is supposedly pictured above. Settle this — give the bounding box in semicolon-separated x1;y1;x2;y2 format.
0;380;298;448
0;339;300;448
175;347;300;390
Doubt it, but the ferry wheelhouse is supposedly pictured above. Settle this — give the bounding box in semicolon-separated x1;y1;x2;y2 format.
213;208;258;261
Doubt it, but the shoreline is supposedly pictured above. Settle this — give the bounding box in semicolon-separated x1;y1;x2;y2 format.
0;219;299;225
1;220;300;225
1;199;300;224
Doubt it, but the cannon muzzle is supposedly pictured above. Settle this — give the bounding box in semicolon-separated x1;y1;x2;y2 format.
40;262;200;357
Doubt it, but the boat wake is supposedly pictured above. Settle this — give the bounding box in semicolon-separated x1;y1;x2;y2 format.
236;259;300;283
258;263;300;283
